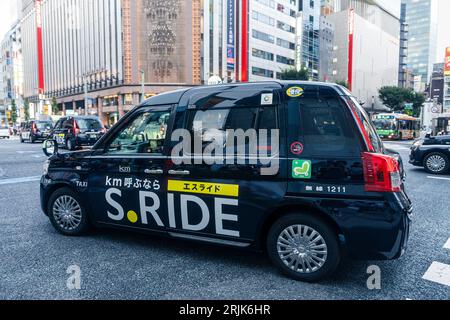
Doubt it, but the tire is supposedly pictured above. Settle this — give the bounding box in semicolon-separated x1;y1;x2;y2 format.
424;152;450;175
20;136;24;143
30;136;36;144
47;187;91;236
267;213;341;282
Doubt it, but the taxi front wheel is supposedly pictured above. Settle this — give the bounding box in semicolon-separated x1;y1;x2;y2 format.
48;188;91;236
267;214;341;282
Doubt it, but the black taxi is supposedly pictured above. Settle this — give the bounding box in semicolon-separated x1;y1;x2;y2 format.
40;82;412;282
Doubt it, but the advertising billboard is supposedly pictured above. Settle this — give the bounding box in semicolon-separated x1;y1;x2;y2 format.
227;0;235;71
445;47;450;76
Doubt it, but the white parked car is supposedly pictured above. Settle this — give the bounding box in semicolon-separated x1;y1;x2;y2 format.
0;124;11;139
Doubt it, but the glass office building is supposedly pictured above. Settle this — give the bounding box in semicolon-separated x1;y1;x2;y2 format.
403;0;438;90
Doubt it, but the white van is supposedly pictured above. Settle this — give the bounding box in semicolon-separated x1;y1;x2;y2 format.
0;124;11;139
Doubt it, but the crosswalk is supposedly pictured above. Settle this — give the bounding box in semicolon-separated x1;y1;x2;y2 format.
422;238;450;287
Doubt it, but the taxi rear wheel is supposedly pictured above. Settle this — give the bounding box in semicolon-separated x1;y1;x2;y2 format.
267;214;341;282
48;188;90;236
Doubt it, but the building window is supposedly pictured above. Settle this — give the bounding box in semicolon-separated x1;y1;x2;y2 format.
252;67;274;78
277;21;295;33
276;38;295;50
252;11;275;26
252;30;275;44
276;55;295;66
252;48;274;61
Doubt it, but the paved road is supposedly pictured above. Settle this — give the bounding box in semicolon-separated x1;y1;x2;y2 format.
0;138;449;300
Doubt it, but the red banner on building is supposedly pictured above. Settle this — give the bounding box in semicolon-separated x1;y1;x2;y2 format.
36;0;45;95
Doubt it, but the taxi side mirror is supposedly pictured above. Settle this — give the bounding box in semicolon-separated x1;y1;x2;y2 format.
43;139;58;157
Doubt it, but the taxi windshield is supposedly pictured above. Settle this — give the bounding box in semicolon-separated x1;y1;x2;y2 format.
107;111;170;154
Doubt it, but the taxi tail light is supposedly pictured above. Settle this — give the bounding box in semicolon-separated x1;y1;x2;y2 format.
73;121;80;136
362;152;402;193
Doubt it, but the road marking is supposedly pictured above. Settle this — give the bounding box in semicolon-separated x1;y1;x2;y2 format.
383;144;411;151
444;238;450;250
422;262;450;287
0;176;41;186
427;176;450;181
16;151;38;154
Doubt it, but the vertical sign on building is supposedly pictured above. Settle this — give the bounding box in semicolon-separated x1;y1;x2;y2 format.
240;0;249;82
227;0;235;73
445;47;450;76
347;9;354;91
35;0;45;96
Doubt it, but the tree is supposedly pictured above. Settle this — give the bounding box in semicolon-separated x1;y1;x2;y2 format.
406;90;426;117
279;66;309;81
51;97;59;115
23;98;30;121
335;80;349;89
378;86;425;116
10;99;17;124
378;86;407;111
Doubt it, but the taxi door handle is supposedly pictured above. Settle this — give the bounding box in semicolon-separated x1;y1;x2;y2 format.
145;169;164;175
168;170;190;176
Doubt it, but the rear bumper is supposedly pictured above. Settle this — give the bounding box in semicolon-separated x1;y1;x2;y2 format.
334;193;412;261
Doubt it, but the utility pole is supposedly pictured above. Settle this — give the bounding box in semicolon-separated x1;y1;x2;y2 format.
140;69;145;103
84;76;89;116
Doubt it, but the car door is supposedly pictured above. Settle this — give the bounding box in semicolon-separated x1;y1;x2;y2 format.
87;105;174;233
166;86;287;246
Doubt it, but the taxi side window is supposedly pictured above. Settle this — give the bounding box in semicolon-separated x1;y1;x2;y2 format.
63;119;73;129
299;97;360;157
54;120;63;130
106;110;171;155
186;106;277;155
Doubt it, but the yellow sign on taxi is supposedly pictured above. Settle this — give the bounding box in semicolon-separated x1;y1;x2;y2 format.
286;86;304;97
168;180;239;197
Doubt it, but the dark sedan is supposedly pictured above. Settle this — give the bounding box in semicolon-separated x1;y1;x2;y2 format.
410;135;450;174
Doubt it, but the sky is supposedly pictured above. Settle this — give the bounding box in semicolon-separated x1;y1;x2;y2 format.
0;0;449;63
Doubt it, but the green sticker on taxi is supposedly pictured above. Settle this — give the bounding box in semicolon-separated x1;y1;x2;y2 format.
292;160;312;179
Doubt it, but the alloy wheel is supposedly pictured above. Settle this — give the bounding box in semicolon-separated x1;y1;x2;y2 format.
52;195;82;231
277;225;328;274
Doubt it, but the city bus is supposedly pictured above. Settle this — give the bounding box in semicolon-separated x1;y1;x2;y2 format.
373;114;421;140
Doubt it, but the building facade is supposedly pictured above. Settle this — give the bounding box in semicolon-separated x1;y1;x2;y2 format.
327;0;400;110
403;0;438;91
21;0;201;125
297;0;321;80
430;63;444;107
249;0;299;81
318;14;334;82
0;22;23;123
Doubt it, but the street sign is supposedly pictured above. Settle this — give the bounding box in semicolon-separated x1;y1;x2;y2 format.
405;103;413;110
